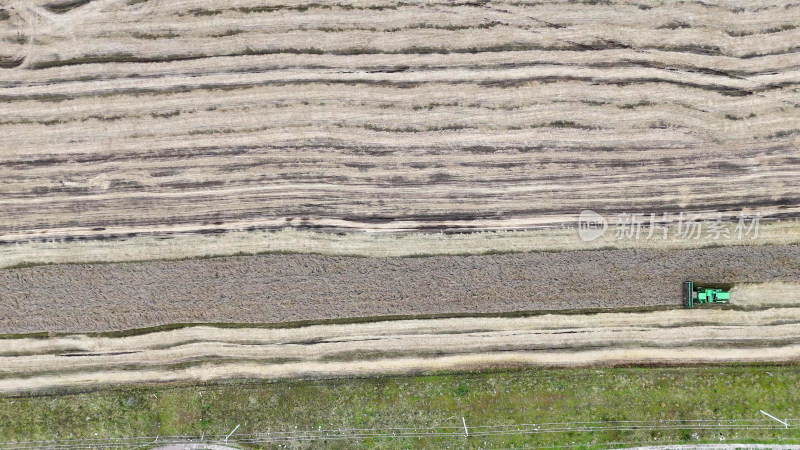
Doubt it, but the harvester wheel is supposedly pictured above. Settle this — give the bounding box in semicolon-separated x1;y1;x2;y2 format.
682;281;693;309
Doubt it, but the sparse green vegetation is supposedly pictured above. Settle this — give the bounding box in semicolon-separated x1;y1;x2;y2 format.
407;21;503;31
2;366;799;448
42;0;92;14
648;120;672;129
532;120;600;130
618;100;651;109
724;112;757;121
727;24;796;37
658;20;692;30
767;129;800;139
581;100;607;106
131;31;179;40
361;123;472;132
187;8;222;16
150;110;181;119
210;29;245;38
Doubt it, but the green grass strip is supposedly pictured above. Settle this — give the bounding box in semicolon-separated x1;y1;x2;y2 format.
2;365;800;448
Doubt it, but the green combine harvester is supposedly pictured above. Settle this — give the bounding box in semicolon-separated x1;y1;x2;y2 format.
683;281;730;308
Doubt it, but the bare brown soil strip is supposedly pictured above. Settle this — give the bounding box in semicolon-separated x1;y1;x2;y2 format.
1;245;799;335
1;307;799;393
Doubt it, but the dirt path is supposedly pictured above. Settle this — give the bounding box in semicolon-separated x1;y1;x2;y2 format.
2;307;800;393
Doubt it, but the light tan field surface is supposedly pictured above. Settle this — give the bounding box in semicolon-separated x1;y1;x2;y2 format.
3;220;800;269
2;1;800;390
1;0;799;264
2;307;800;393
732;282;800;307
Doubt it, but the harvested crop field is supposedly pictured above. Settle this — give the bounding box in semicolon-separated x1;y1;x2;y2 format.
4;0;800;443
2;245;799;334
2;307;800;393
1;0;800;252
4;220;800;269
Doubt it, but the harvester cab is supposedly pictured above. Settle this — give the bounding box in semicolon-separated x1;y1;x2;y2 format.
683;281;730;308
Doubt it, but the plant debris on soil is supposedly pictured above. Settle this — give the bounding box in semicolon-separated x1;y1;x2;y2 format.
1;245;799;334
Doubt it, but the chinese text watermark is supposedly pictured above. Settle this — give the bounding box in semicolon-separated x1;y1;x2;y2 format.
578;210;761;242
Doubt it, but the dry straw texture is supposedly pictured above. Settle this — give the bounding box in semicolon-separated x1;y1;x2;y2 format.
3;221;800;268
2;306;800;393
1;0;799;264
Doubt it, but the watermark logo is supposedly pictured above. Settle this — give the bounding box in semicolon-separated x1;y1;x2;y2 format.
578;210;608;242
578;210;761;242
